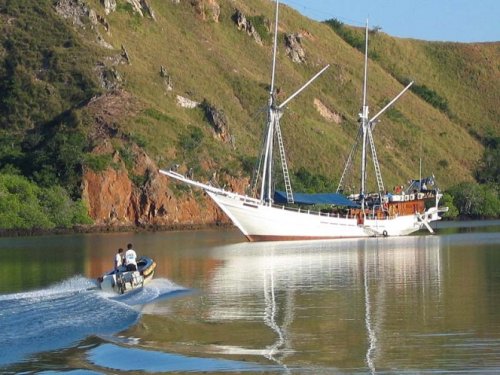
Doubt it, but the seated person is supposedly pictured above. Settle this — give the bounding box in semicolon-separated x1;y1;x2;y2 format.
114;248;125;273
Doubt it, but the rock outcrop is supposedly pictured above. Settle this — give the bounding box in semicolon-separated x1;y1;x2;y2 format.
126;0;143;16
56;0;113;49
314;98;342;124
140;0;156;20
95;63;123;90
202;101;231;142
176;95;200;109
96;13;110;33
83;163;134;225
160;66;173;92
233;10;263;45
55;0;91;28
101;0;156;20
102;0;116;15
191;0;220;22
121;44;131;64
285;33;306;63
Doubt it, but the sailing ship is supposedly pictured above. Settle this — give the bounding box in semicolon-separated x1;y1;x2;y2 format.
160;1;448;241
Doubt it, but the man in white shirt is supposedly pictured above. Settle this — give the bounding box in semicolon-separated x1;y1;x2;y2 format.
124;243;138;271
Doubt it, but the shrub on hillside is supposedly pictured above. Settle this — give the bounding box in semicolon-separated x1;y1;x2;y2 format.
292;167;337;193
324;18;380;60
324;19;364;52
0;174;53;229
409;83;450;114
440;193;459;219
180;126;204;152
475;135;499;184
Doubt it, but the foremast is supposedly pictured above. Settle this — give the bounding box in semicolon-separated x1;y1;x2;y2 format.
260;0;280;206
257;0;329;206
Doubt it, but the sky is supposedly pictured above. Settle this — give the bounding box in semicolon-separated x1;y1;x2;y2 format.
279;0;500;43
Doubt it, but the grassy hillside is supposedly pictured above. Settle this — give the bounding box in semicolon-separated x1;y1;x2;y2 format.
107;1;496;188
0;0;498;225
89;0;494;188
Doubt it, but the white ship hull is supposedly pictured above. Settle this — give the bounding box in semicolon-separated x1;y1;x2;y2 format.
208;191;431;241
159;171;441;242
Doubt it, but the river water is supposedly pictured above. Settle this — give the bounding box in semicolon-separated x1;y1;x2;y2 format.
0;221;499;374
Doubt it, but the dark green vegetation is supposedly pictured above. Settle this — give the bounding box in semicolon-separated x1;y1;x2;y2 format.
0;173;91;230
476;135;500;185
0;0;498;230
443;135;500;219
324;18;366;53
0;0;101;228
436;134;500;219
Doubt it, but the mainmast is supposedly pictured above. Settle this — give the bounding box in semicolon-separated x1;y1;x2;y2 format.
260;0;280;205
337;19;414;209
360;21;370;214
258;0;329;206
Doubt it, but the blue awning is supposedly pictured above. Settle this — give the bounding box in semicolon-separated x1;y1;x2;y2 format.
274;191;360;207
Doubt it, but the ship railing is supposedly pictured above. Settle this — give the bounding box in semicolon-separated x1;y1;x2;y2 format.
231;193;396;220
267;203;394;221
277;204;406;221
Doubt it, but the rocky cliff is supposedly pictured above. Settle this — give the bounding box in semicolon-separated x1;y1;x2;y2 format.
80;88;246;228
81;154;232;228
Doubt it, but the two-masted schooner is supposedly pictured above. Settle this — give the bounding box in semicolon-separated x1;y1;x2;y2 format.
160;1;447;241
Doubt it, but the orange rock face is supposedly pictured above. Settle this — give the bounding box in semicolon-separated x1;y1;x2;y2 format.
81;149;246;228
82;167;133;225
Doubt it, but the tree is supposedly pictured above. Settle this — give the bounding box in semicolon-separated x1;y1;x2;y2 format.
0;174;53;229
0;173;92;230
441;193;458;219
475;136;499;184
448;182;500;218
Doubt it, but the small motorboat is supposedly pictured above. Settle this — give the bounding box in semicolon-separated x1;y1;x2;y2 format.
97;256;156;294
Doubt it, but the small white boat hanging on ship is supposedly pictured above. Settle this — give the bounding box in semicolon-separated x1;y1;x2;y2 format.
160;1;447;241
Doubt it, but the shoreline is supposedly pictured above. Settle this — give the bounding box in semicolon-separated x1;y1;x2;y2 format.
0;222;235;238
0;217;498;238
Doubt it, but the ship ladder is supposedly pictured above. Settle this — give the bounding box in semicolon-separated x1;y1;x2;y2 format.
367;126;385;194
275;118;294;203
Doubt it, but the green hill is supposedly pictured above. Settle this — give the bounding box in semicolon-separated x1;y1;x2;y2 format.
0;0;498;229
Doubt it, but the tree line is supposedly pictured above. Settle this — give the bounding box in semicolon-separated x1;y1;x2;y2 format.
443;135;500;219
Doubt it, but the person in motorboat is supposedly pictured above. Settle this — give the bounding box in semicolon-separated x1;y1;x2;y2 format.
114;248;124;272
98;248;156;294
124;243;138;271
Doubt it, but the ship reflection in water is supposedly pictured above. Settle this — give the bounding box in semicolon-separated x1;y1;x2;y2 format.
204;235;445;373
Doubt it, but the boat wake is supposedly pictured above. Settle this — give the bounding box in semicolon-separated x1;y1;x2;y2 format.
108;277;187;305
0;275;186;367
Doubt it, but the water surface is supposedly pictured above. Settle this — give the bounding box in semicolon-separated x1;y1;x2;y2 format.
1;221;499;373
